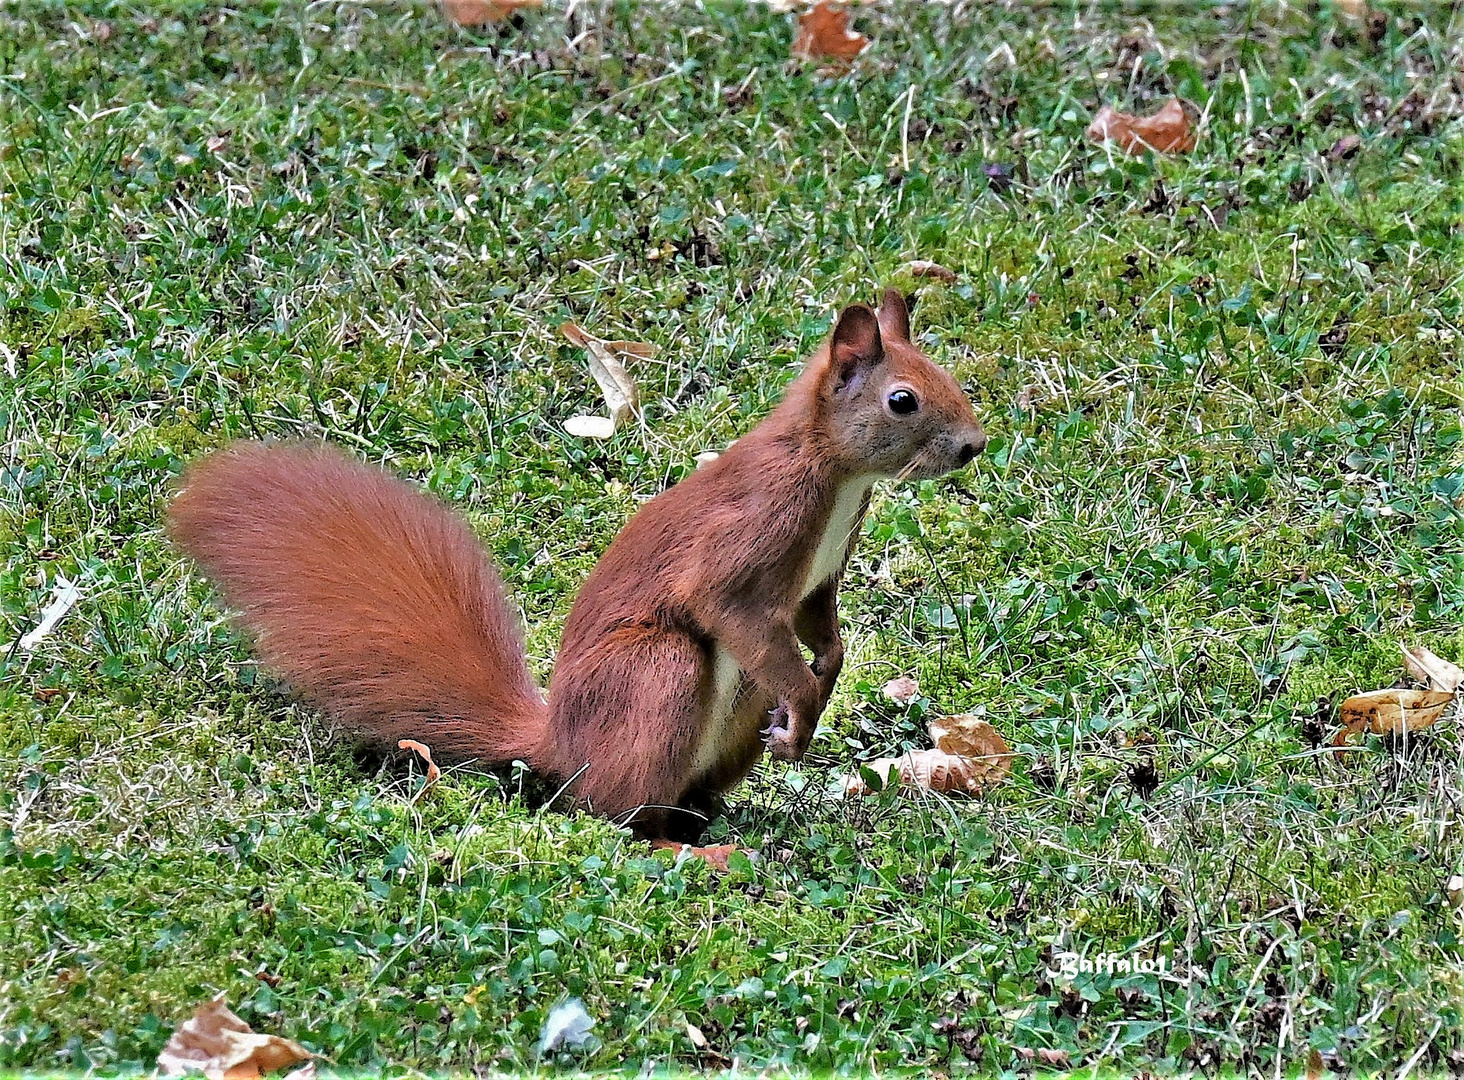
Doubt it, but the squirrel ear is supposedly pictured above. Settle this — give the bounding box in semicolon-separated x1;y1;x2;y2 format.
829;303;883;394
876;287;911;342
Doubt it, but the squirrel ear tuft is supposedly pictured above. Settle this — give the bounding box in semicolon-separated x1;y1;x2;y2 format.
829;303;883;393
876;287;911;342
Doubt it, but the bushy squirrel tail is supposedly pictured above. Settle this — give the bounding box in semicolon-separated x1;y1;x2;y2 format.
168;441;547;766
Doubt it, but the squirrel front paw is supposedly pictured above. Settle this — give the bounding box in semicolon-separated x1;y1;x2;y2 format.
762;703;806;762
764;725;802;762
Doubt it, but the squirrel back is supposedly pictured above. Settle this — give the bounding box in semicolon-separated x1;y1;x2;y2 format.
167;441;547;765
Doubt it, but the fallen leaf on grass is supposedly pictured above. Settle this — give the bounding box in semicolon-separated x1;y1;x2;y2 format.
649;840;751;873
908;260;958;284
1015;1046;1071;1067
682;843;745;873
791;2;868;63
882;675;920;705
844;715;1014;797
397;739;441;798
1332;642;1461;746
1401;643;1462;692
18;575;81;650
1086;98;1196;155
560;322;652;439
1306;1049;1324;1080
442;0;543;26
933;1016;985;1063
562;415;616;440
1334;0;1369;21
1327;134;1362;162
1332;688;1454;746
539;998;596;1054
157;997;311;1080
845;749;1000;796
930;713;1014;761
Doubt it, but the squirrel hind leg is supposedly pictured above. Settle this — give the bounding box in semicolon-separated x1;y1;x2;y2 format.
691;685;772;797
550;629;718;842
655;689;772;842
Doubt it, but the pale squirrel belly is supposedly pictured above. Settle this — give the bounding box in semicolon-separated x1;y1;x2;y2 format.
690;646;748;782
801;476;875;599
689;476;875;783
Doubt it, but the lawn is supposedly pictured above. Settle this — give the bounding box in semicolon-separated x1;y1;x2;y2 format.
3;0;1464;1073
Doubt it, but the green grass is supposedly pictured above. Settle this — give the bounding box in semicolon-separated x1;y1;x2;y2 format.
3;0;1464;1073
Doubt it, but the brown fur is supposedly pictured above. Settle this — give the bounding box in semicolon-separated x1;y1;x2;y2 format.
167;288;985;841
167;442;547;762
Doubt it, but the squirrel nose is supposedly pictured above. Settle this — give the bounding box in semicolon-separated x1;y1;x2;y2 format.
955;428;987;466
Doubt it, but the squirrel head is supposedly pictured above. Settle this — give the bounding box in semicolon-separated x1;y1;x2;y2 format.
812;287;986;480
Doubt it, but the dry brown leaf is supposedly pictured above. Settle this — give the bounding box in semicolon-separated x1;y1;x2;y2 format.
560;322;650;439
1334;0;1368;19
908;260;958;284
930;714;1014;765
882;675;920;706
844;747;1008;797
791;3;868;63
1306;1048;1324;1080
688;843;744;872
841;749;953;795
1332;687;1454;746
1015;1046;1070;1066
845;715;1014;796
1401;643;1463;693
157;997;311;1080
650;840;750;872
397;739;441;797
442;0;543;26
1086;98;1196;155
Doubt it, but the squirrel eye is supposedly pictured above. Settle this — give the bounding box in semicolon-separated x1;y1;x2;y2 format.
887;389;919;415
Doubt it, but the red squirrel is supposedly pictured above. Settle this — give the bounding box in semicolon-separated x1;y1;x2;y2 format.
168;288;985;843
